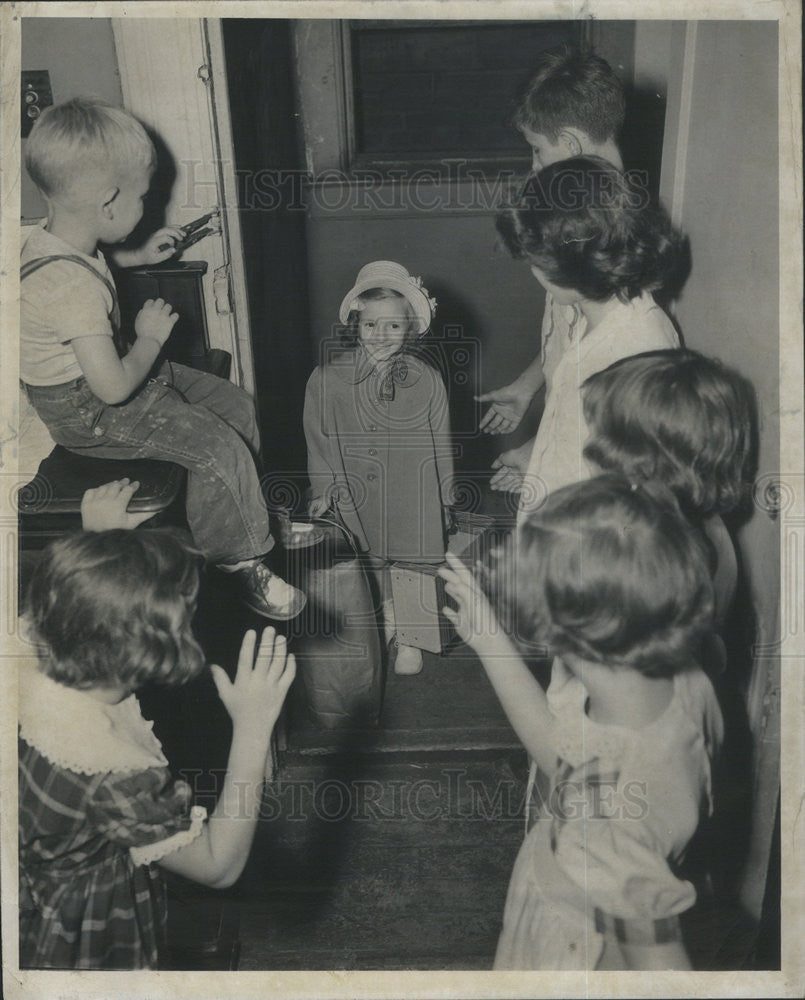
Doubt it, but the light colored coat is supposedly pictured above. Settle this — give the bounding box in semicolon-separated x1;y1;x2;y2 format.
304;347;454;562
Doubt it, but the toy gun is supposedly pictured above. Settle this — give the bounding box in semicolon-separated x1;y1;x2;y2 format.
158;209;220;254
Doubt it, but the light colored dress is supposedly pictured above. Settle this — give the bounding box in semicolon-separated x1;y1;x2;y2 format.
494;660;724;970
519;292;680;519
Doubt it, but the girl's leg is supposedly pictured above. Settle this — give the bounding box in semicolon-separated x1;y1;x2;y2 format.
394;643;423;675
365;556;423;675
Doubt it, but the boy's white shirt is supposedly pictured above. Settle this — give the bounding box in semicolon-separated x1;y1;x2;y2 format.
20;222;115;386
519;292;679;518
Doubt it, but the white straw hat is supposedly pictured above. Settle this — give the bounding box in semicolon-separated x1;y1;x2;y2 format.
339;260;437;335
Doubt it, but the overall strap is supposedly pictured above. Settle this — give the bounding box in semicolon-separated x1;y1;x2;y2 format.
20;254;128;356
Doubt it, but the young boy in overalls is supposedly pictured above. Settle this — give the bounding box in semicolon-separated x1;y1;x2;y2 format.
20;98;304;619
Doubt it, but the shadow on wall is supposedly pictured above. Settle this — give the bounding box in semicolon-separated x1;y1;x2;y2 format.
103;125;177;261
417;277;542;487
620;83;668;206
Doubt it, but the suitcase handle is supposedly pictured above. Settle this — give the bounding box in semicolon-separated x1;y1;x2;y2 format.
312;507;363;558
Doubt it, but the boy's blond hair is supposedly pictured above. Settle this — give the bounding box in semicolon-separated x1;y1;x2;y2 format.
25;97;156;201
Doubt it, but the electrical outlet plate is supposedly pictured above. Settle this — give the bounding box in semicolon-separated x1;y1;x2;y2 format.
22;70;53;138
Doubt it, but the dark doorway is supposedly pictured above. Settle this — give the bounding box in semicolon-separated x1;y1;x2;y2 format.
222;20;312;494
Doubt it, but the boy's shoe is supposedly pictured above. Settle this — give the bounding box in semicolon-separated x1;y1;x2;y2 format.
394;643;423;675
234;561;306;620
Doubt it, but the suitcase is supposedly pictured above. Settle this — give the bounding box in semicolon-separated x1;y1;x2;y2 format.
389;561;454;654
389;508;514;655
284;511;384;729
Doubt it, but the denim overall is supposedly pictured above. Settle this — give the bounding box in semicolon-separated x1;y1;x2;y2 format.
21;255;272;563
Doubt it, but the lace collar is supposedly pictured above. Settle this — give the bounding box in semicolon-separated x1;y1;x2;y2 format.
18;659;168;775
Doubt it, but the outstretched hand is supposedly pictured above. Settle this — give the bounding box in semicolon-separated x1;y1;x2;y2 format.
80;479;155;531
439;552;506;658
489;440;535;494
476;382;533;434
210;627;296;738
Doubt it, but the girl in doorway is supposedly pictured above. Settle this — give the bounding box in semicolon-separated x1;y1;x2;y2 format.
303;261;454;675
18;528;295;969
440;475;723;969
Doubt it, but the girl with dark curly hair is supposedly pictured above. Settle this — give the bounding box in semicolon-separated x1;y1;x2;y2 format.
490;156;685;514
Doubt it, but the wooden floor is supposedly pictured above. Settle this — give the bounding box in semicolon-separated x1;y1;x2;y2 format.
235;747;529;970
134;516;776;973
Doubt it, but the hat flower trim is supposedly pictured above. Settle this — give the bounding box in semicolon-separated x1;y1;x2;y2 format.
410;274;437;314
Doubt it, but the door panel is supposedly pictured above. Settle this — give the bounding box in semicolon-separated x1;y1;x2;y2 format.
111;18;255;390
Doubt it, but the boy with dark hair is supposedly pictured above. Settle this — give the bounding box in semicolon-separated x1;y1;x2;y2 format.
514;46;626;171
476;47;630;492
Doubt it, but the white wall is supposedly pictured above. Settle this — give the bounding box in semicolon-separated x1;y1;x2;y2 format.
660;20;781;919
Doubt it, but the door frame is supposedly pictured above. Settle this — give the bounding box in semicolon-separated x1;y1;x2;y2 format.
112;17;256;392
659;20;783;927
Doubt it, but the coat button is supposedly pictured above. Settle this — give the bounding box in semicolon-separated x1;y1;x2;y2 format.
368;448;377;456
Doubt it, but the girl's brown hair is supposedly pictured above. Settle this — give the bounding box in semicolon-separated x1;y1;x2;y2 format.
496;156;685;303
582;349;756;519
26;529;205;691
502;474;714;677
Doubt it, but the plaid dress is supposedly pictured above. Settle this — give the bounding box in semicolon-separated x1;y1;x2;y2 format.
18;664;206;970
495;664;724;969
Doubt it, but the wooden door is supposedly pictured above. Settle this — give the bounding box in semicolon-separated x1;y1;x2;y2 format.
219;19;313;486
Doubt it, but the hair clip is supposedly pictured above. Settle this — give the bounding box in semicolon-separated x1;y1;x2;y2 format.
561;235;594;245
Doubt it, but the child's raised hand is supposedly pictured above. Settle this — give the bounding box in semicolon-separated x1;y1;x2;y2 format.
138;226;186;265
210;627;296;740
80;479;156;531
439;552;504;657
135;298;179;347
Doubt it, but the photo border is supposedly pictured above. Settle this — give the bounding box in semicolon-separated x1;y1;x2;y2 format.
1;2;802;998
